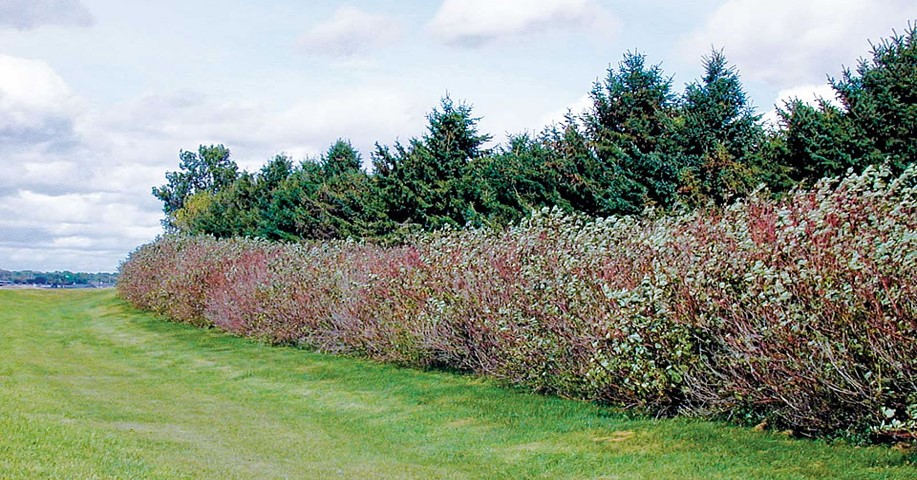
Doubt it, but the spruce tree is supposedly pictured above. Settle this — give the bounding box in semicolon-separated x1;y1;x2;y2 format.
373;95;492;231
831;24;916;170
322;139;364;178
766;26;915;185
676;50;763;205
585;52;679;209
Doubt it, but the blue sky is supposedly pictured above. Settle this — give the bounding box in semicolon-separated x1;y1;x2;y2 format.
1;0;913;272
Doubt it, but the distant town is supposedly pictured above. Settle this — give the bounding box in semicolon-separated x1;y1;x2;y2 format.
0;269;117;289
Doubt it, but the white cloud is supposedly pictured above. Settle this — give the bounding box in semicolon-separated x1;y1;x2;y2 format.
0;55;70;107
539;94;592;127
297;6;402;57
0;0;93;30
0;71;433;272
683;0;917;85
82;85;426;170
0;58;175;271
0;54;81;149
3;190;102;224
427;0;617;47
773;84;840;108
0;189;162;271
761;83;843;126
274;88;424;157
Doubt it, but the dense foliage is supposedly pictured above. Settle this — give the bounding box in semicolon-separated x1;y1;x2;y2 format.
122;165;917;441
152;27;916;240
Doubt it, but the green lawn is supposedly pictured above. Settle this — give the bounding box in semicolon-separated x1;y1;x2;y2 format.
0;289;914;479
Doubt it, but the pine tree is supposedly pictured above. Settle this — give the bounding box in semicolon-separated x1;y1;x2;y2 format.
766;25;915;185
831;24;916;170
372;95;492;231
676;50;763;205
322;139;363;178
585;52;679;209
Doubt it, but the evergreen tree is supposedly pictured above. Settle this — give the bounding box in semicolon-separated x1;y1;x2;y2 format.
676;50;763;205
585;52;679;209
473;132;571;227
768;99;873;184
248;154;294;238
259;161;326;241
373;95;492;231
257;145;389;241
184;154;295;239
544;116;644;216
766;25;915;185
831;24;916;170
322;139;363;178
258;154;295;191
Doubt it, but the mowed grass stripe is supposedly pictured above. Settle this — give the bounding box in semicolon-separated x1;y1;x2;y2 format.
0;289;913;479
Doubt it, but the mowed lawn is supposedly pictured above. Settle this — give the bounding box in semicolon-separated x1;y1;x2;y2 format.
1;290;914;479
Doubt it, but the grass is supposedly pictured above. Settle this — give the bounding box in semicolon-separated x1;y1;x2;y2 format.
0;289;914;479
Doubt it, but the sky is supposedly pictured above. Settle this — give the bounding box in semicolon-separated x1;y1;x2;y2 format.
1;0;914;273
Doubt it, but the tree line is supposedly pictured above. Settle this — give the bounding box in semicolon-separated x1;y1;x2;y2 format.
0;269;118;286
154;26;916;242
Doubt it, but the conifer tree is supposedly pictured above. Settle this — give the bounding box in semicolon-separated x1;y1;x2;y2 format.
676;50;763;205
322;139;363;177
831;24;916;170
766;25;915;185
585;52;679;209
373;95;492;231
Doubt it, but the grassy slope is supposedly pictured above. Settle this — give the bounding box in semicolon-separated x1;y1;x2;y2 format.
0;290;913;479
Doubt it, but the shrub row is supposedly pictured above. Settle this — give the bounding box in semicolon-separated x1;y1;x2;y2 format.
119;165;917;440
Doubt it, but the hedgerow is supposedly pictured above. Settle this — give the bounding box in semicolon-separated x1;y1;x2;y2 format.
119;164;917;441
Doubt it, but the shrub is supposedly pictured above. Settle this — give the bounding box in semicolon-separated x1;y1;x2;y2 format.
119;164;917;440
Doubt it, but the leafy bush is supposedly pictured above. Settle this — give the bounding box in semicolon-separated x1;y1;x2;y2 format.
119;164;917;441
